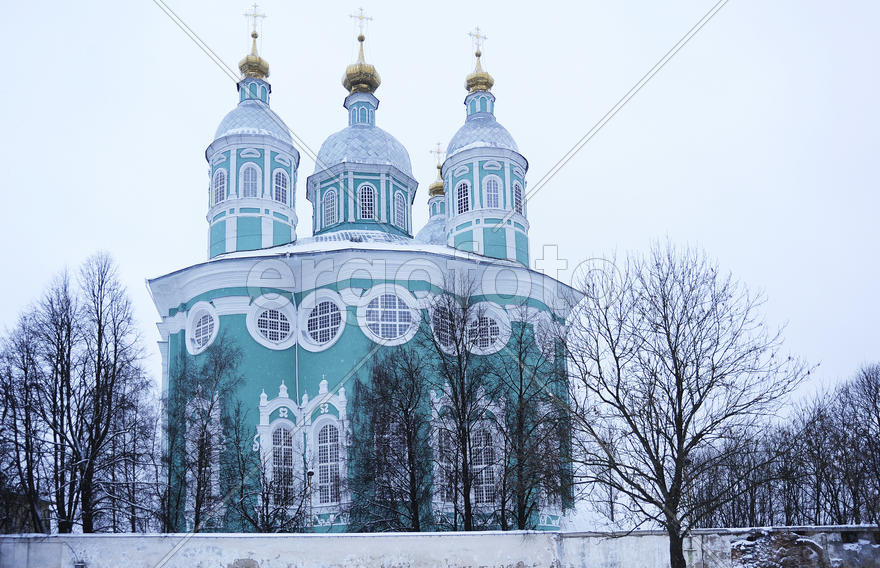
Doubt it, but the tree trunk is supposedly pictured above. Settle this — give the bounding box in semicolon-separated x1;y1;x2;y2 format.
667;524;687;568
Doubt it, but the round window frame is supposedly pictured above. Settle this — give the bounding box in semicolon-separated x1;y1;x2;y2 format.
298;289;347;352
246;295;297;350
356;284;420;347
186;301;219;355
466;302;511;355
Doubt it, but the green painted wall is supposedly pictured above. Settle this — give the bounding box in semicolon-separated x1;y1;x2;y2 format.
210;221;226;258
273;220;291;246
515;231;529;266
483;227;507;260
236;217;262;251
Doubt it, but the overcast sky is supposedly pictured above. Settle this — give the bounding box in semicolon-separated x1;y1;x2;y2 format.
1;0;877;397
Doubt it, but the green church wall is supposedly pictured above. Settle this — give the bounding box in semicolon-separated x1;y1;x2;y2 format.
236;216;262;251
482;227;507;260
210;221;226;258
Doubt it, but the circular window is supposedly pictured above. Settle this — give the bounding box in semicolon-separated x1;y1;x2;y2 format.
432;306;455;350
308;301;342;345
193;313;215;347
467;316;500;350
186;301;219;355
257;309;291;343
357;288;419;346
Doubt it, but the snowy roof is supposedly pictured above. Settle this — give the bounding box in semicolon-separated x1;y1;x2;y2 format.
314;124;413;177
414;216;447;245
447;114;519;158
214;99;293;145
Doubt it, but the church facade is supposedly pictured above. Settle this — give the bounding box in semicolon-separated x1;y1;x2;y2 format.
148;26;576;532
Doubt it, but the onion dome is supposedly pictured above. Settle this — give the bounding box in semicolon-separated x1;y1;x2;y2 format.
343;34;381;94
465;49;494;93
428;163;444;197
239;31;270;80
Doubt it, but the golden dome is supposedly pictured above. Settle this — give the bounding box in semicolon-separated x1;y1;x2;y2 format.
465;49;494;93
239;31;270;80
343;34;381;94
428;164;444;197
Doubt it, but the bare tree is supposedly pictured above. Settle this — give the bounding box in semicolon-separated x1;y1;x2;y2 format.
420;272;497;531
0;313;49;533
224;401;308;532
564;243;807;568
492;304;570;529
166;333;243;532
348;347;433;532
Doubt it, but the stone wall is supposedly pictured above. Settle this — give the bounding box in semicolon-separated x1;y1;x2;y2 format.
1;527;877;568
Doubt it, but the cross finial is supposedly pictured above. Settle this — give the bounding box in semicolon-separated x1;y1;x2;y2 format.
244;3;266;35
430;143;445;167
468;26;488;54
349;7;373;36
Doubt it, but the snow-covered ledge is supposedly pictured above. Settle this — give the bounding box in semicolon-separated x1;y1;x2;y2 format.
0;527;878;568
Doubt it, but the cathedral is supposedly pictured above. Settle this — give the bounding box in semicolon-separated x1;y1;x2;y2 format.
148;20;577;532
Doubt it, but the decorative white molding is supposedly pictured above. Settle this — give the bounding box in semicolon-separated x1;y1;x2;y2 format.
185;301;219;355
246;295;297;350
355;284;419;347
297;288;347;352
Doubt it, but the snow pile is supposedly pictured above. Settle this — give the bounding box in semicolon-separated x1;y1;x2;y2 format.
731;530;830;568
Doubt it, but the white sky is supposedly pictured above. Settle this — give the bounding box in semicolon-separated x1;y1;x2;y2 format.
1;0;877;398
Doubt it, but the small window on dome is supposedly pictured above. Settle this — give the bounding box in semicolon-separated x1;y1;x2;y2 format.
456;182;470;215
212;170;226;205
273;171;289;205
241;164;260;198
359;107;367;123
513;182;523;215
394;193;406;229
359;185;375;220
485;177;499;209
324;189;338;226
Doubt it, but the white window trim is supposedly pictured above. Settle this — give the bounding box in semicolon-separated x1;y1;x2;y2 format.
393;191;407;229
355;284;420;347
430;299;458;356
466;302;511;355
323;188;338;227
246;295;297;350
311;415;345;507
240;163;262;198
456;181;470;215
483;175;501;209
298;289;347;352
186;301;219;355
272;169;289;205
358;183;376;220
212;169;227;206
513;181;524;215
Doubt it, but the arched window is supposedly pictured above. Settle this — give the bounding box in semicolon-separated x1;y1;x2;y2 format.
359;185;375;220
241;164;260;198
471;428;495;504
273;171;288;204
456;182;470;215
273;426;295;504
513;182;523;215
318;424;340;504
212;170;226;205
257;309;291;343
307;301;342;345
485;177;499;208
359;107;367;123
437;429;455;502
394;193;406;229
323;189;338;226
365;293;413;340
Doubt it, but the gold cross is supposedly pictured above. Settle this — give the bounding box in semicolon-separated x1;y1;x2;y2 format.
467;26;488;53
244;3;266;35
430;143;445;167
349;7;373;36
